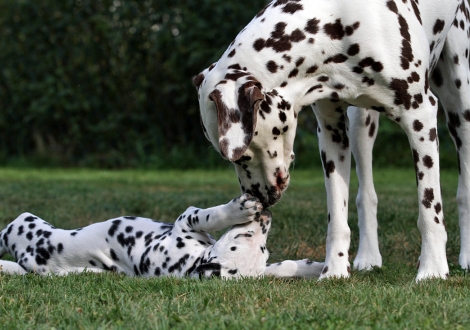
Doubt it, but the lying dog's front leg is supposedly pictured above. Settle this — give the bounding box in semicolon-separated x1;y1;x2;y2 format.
177;193;263;233
313;100;352;279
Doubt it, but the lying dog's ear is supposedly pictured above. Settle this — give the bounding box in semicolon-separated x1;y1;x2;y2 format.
210;82;264;161
195;262;222;278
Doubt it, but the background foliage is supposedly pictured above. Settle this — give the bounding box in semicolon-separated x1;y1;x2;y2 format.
0;0;459;169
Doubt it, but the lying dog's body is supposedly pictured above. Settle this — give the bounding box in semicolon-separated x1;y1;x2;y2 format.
0;194;323;279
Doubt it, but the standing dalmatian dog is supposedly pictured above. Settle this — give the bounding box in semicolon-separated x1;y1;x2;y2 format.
194;0;467;281
0;194;323;279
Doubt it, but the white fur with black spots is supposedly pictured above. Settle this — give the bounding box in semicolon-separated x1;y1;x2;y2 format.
0;194;323;279
194;0;467;281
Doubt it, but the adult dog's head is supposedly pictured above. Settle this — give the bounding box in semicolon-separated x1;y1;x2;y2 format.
194;63;298;206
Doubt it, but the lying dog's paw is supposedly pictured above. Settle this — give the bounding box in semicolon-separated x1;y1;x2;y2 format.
227;193;263;222
238;193;263;211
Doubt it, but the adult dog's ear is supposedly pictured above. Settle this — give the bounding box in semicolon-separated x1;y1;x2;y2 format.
192;73;205;89
210;82;264;161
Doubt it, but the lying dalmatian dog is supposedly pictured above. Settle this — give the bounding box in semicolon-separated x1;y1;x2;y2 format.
0;194;323;278
194;0;469;281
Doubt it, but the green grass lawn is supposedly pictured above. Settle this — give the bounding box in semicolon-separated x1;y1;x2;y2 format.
0;167;469;329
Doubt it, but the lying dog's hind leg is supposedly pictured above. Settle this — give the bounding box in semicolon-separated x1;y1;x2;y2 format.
264;259;325;278
176;193;263;233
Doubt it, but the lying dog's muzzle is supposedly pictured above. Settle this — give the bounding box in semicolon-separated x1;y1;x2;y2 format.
244;184;282;208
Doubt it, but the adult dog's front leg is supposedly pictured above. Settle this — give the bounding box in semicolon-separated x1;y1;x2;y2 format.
179;194;263;233
313;100;352;279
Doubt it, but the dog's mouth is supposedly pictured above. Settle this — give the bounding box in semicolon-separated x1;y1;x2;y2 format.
248;185;282;208
264;192;282;208
236;164;290;207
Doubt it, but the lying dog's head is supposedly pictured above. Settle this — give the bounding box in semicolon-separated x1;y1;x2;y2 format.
194;63;298;207
195;209;272;279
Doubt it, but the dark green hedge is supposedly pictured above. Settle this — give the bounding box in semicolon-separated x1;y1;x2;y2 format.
0;0;459;169
0;0;267;168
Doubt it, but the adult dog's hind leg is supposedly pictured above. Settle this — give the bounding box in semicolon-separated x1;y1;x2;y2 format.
430;7;470;269
348;107;382;270
399;95;449;281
